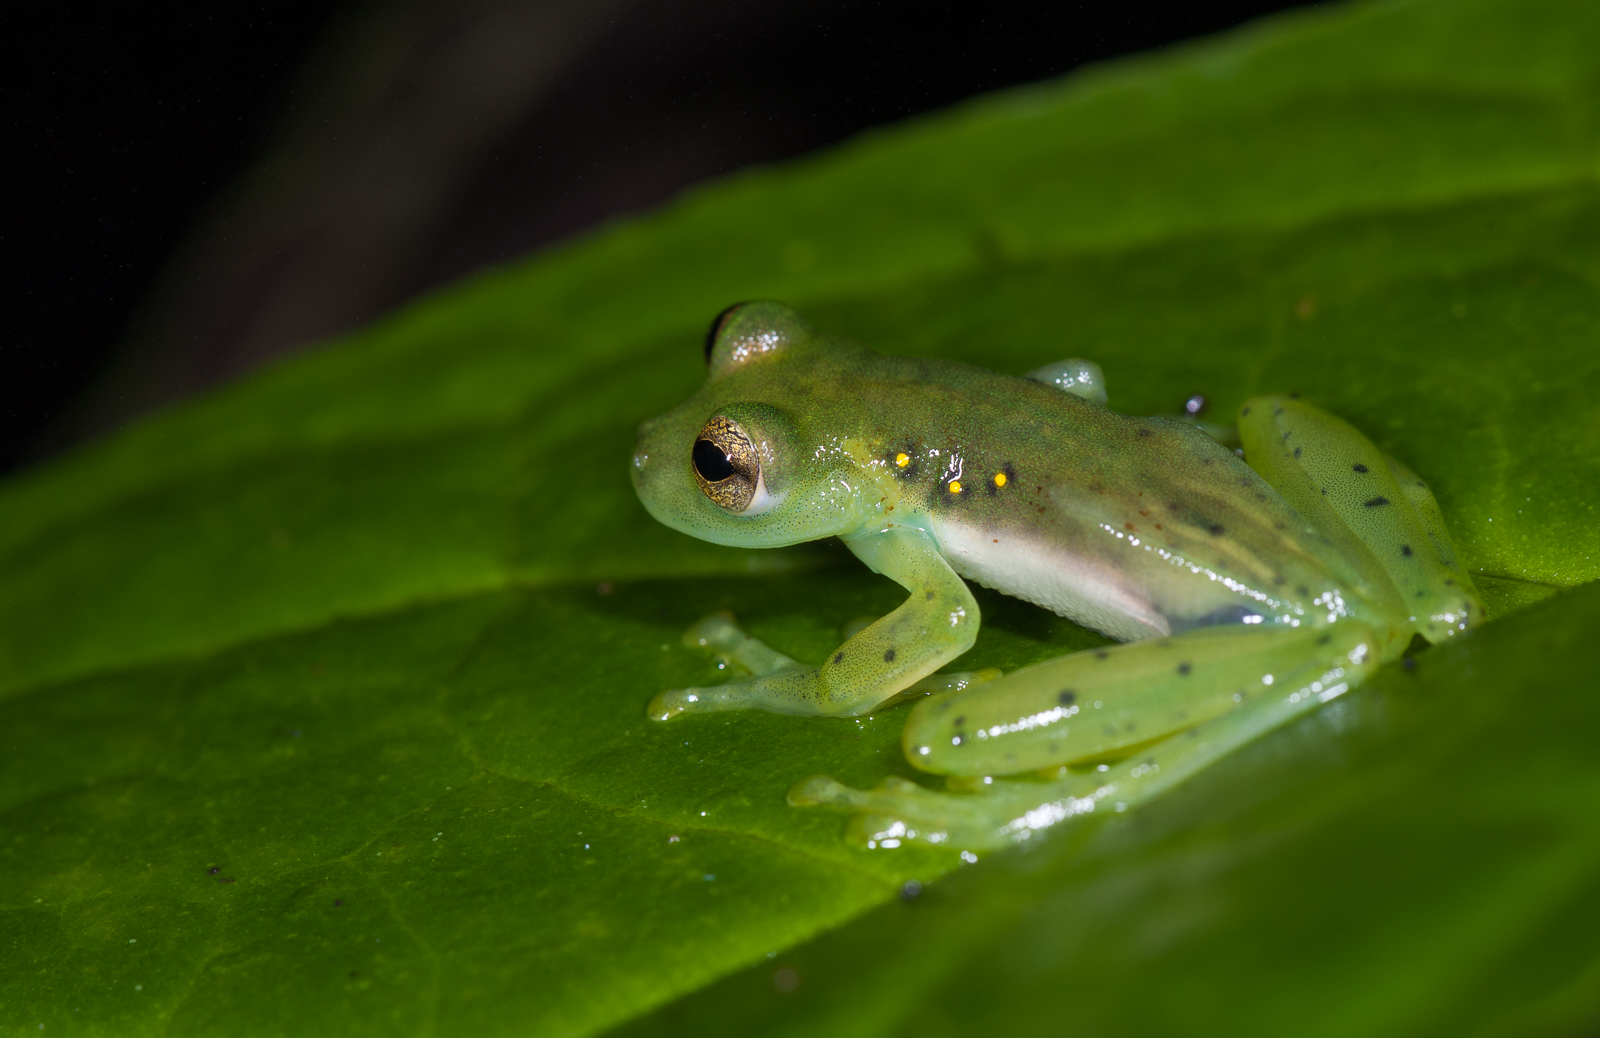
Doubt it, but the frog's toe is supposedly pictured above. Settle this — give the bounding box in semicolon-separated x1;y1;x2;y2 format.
681;611;742;649
647;687;702;721
786;774;926;808
790;774;1018;849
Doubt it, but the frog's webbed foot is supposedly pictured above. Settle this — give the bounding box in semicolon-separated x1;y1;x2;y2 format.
789;772;1110;851
650;610;1001;721
650;527;983;721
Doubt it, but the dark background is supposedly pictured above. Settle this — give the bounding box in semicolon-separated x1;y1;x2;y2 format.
3;0;1316;476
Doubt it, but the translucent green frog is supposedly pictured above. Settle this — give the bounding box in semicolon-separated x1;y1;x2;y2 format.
631;302;1483;851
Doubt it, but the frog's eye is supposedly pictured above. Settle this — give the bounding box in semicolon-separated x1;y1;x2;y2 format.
704;302;749;364
691;416;762;512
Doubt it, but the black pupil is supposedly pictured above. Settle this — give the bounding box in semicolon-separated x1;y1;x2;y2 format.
693;439;735;482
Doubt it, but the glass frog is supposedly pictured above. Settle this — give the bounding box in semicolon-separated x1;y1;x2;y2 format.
630;302;1483;851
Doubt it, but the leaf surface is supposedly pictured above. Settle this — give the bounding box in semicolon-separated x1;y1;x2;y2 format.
1;0;1597;1034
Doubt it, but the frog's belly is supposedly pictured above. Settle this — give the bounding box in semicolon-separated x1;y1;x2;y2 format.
929;516;1171;643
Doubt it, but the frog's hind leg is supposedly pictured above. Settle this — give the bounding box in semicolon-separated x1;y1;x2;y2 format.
1238;395;1484;643
792;620;1382;850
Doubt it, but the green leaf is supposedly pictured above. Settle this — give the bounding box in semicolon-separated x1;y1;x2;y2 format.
1;0;1597;1034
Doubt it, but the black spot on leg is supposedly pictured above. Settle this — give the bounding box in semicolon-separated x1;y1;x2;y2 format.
1177;662;1192;676
832;652;844;664
884;649;896;663
1058;690;1076;705
1352;463;1369;473
1364;496;1390;507
1401;544;1413;557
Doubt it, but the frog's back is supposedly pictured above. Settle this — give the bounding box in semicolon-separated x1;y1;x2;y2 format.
844;355;1394;642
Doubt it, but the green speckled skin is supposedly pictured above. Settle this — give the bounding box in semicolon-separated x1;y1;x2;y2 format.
631;303;1484;850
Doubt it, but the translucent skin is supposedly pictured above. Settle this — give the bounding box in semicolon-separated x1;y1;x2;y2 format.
631;302;1484;850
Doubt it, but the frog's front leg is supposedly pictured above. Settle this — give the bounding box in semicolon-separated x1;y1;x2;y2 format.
649;525;979;720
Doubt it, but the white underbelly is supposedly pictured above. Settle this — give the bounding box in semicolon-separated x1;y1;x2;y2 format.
929;516;1169;643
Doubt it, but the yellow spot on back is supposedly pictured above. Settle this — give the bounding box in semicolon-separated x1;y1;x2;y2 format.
949;480;963;494
994;472;1007;488
895;452;910;468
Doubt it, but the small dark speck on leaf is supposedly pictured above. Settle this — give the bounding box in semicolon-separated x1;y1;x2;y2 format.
1352;463;1369;473
1401;544;1413;556
833;652;844;664
1095;650;1110;660
334;899;344;906
1058;690;1076;705
1364;496;1390;507
1208;524;1225;535
207;867;220;875
884;649;896;662
1402;657;1417;670
1293;447;1302;458
1177;662;1192;676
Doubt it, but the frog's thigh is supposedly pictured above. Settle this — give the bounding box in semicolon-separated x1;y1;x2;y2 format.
795;621;1383;850
905;622;1362;778
649;526;979;720
1238;395;1484;641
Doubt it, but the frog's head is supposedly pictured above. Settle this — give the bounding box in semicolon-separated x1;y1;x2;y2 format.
631;301;866;549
